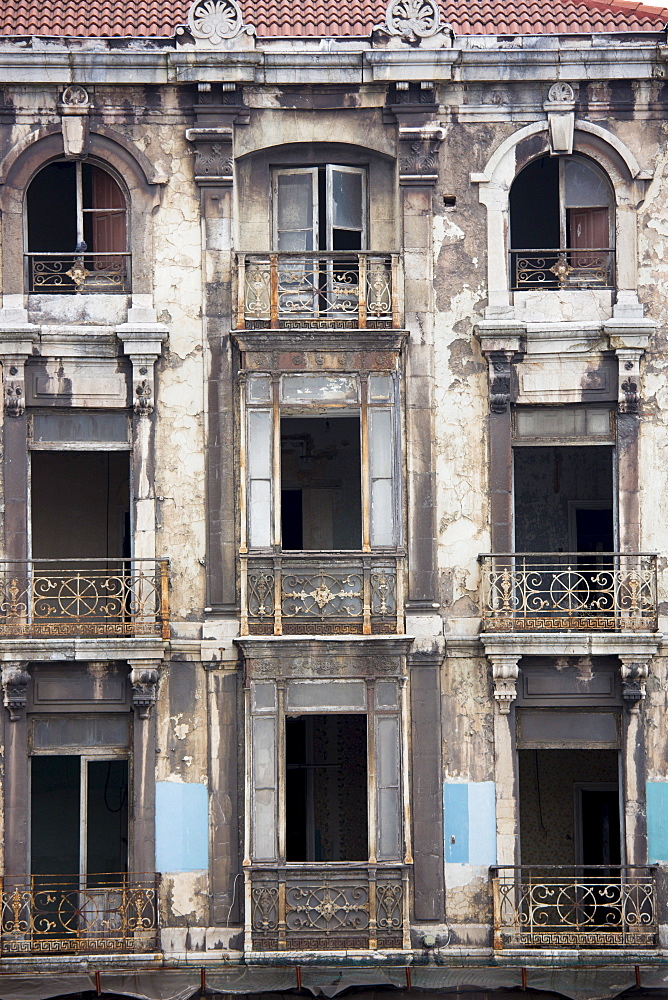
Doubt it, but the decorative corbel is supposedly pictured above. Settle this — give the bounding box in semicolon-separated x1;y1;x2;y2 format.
615;349;642;414
619;656;650;711
398;125;445;186
475;324;526;414
130;662;160;719
488;653;520;714
58;85;91;158
185;126;234;186
116;328;168;418
2;662;30;721
2;356;27;418
544;82;575;155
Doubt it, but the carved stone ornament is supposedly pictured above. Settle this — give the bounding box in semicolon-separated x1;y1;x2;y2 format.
616;349;643;415
185;127;234;184
2;663;30;721
59;86;90;158
401;140;440;174
547;82;575;104
187;0;255;44
385;0;442;38
4;381;24;417
61;85;90;108
489;654;520;713
134;378;153;416
130;664;160;719
619;657;649;711
488;353;514;414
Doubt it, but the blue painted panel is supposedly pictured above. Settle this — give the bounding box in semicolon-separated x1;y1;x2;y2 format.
647;782;668;863
156;781;209;873
444;783;469;863
468;781;496;866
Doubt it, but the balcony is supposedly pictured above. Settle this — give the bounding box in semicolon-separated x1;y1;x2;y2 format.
236;252;401;330
25;252;131;293
479;553;657;632
491;866;657;949
0;559;169;639
1;873;159;955
510;249;615;290
249;863;409;952
241;553;403;635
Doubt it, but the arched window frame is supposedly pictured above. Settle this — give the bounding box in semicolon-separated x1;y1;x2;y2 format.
471;120;652;317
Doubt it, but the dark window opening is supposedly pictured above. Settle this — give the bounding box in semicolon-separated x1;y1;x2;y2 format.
280;415;361;550
509;154;614;289
31;451;130;563
285;714;368;862
26;160;128;292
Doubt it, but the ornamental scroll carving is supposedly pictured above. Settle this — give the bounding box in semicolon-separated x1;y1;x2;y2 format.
373;0;452;46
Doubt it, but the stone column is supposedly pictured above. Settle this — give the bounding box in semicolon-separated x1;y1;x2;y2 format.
186;115;238;613
2;662;30;877
116;328;167;564
207;662;241;924
475;326;525;554
0;333;37;562
130;661;160;875
486;650;520;866
398;127;442;621
620;655;650;865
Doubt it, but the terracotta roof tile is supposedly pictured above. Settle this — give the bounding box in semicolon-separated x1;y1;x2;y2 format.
0;0;665;37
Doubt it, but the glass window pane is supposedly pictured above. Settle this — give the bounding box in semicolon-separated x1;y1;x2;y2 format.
33;412;129;444
331;169;363;231
281;374;358;404
286;680;366;712
370;409;392;478
248;375;272;404
248;411;272;478
250;480;271;548
515;407;612;439
252;681;276;712
564;159;611;209
32;715;130;749
276;173;315;251
369;375;392;402
252;717;277;860
376;680;398;709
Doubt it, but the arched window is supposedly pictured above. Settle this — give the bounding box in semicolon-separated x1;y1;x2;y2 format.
509;154;614;290
25;160;129;293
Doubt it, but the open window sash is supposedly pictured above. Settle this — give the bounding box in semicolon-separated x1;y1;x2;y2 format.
325;165;366;319
273;168;319;319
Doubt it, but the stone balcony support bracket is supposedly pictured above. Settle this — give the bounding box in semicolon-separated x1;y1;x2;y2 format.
488;652;521;713
474;322;527;414
130;660;161;718
619;655;650;711
116;326;168;416
185;126;234;186
0;331;39;419
398;125;445;186
2;661;30;721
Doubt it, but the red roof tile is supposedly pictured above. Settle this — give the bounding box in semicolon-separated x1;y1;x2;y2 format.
0;0;665;38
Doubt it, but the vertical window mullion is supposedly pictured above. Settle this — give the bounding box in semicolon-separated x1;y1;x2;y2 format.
558;157;567;250
75;161;85;247
360;375;371;552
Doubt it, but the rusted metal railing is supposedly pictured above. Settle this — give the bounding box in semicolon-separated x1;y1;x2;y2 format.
241;552;403;635
0;559;170;639
479;553;657;632
491;866;657;949
1;873;159;954
25;252;131;293
236;252;401;329
510;249;615;290
249;863;409;952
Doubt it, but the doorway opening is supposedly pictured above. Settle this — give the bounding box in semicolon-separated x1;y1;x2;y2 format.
285;714;368;862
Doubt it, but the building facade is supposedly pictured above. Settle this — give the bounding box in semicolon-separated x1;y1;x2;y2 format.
0;0;667;996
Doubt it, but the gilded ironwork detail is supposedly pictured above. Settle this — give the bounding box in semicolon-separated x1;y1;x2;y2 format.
480;553;657;632
238;252;398;329
246;555;400;635
1;875;159;955
0;560;169;639
492;866;657;949
27;253;131;293
250;866;405;950
510;249;614;290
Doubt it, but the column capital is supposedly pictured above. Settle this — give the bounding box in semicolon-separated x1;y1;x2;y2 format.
1;662;30;721
487;652;520;714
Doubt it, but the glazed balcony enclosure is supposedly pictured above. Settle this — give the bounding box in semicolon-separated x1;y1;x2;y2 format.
0;559;170;639
236;252;402;329
491;866;657;949
479;554;657;632
0;874;159;955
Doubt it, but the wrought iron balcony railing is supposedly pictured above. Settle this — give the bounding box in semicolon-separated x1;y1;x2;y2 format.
0;559;169;639
1;873;159;955
510;249;615;290
25;252;131;293
250;863;409;952
241;552;403;635
236;252;402;329
479;553;657;632
491;866;657;949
